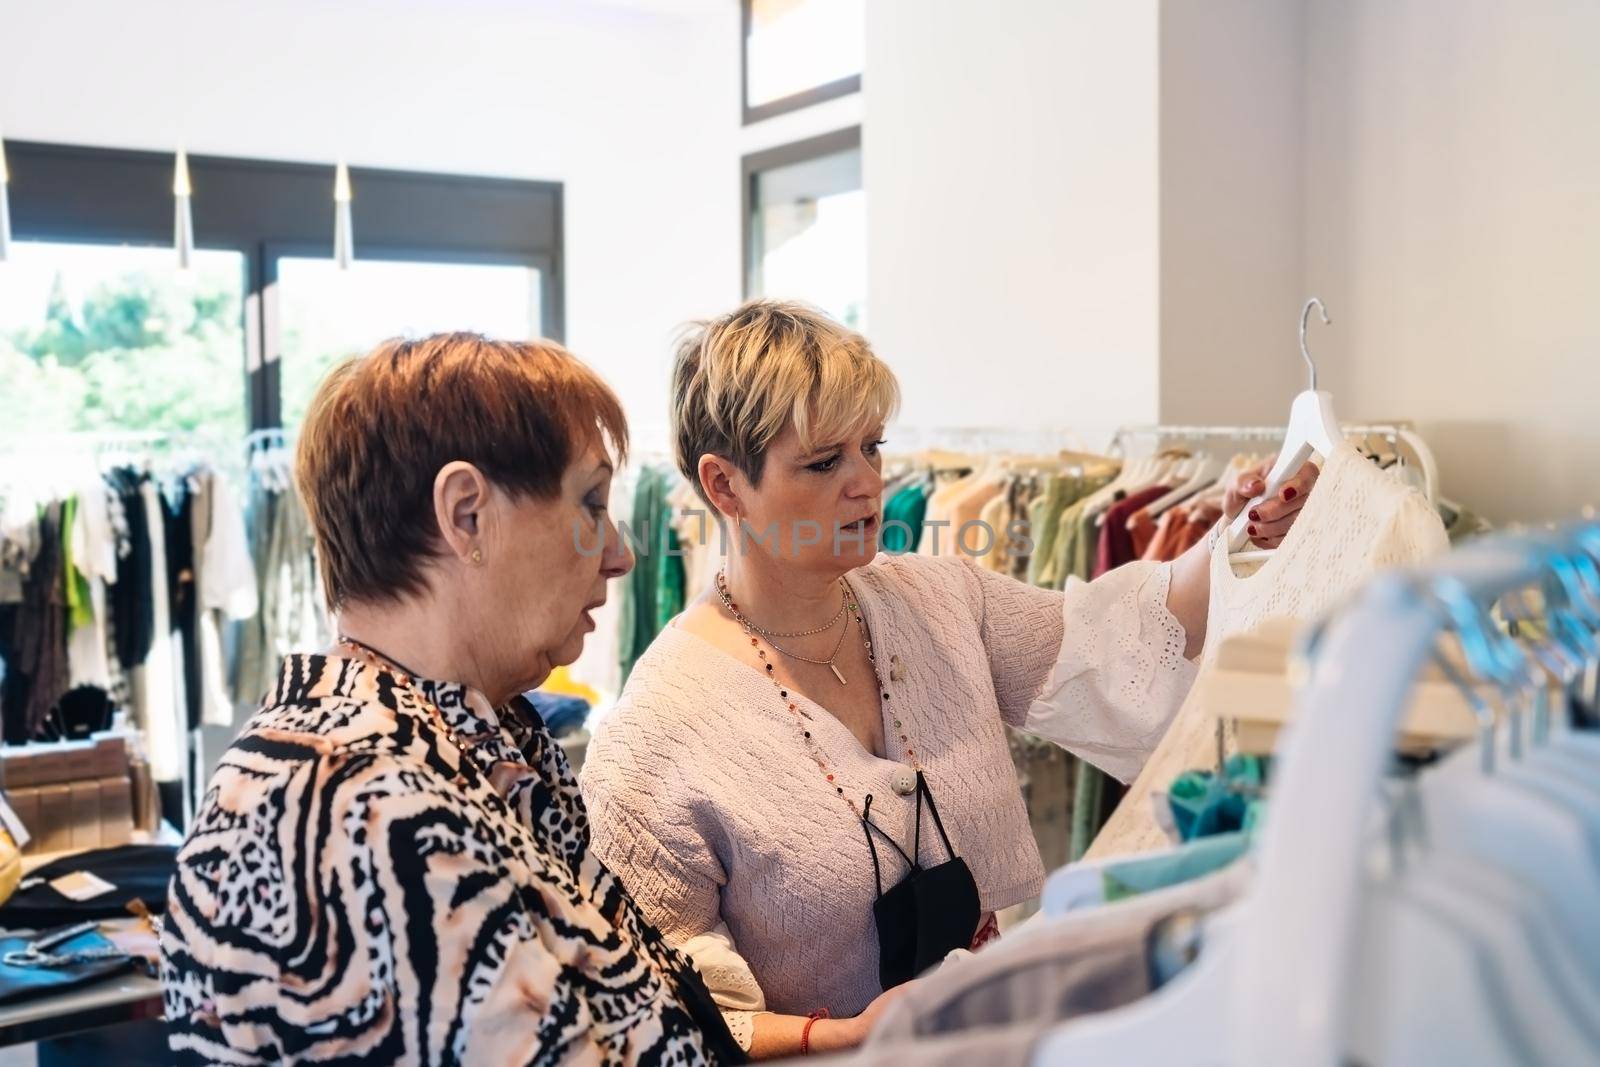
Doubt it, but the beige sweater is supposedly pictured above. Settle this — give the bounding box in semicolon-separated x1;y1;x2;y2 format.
581;553;1197;1040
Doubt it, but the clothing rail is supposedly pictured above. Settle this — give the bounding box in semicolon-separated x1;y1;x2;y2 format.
1029;521;1600;1065
1109;422;1439;505
886;425;1091;456
1237;522;1600;1063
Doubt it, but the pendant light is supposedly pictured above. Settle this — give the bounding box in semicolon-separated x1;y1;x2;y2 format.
0;134;11;263
174;148;195;270
333;161;354;269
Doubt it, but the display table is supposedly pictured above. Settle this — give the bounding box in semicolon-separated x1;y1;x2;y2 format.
0;969;161;1048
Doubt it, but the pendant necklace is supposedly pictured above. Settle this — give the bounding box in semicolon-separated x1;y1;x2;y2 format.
716;571;921;798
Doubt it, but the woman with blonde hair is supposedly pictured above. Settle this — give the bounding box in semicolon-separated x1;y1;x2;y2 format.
581;300;1316;1058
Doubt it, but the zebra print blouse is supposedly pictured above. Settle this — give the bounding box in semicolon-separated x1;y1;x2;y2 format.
161;654;742;1065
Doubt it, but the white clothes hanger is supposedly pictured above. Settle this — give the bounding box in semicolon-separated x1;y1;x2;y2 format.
1143;451;1228;519
1227;299;1342;559
1031;527;1600;1066
1392;658;1600;1060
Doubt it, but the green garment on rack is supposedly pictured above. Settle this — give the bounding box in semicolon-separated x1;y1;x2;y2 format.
1039;497;1089;590
619;465;687;684
1167;754;1271;842
1068;760;1104;860
656;523;686;634
1024;475;1068;587
60;494;93;632
1034;474;1115;590
882;480;929;554
1070;498;1109;583
619;467;661;684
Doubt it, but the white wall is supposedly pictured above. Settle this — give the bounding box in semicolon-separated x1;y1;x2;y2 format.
0;0;743;436
1302;0;1600;523
1158;0;1306;426
863;0;1162;446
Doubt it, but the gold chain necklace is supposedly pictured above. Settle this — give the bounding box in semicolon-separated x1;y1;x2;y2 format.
714;573;922;806
717;571;854;684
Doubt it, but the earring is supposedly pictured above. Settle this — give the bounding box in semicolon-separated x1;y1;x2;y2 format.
470;548;484;565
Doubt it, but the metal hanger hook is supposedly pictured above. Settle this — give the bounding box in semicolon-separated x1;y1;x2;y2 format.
1300;297;1331;391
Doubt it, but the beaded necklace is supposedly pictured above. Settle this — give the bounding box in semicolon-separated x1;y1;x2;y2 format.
715;570;922;811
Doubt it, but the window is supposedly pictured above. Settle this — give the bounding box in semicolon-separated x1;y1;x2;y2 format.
2;140;563;435
743;127;865;329
743;0;864;124
0;240;247;437
275;256;544;426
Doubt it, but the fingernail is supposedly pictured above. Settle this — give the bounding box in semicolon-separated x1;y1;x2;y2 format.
1248;525;1257;536
1282;486;1298;501
1248;509;1261;523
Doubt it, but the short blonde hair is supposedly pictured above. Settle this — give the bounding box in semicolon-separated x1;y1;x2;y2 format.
670;300;900;503
297;332;628;610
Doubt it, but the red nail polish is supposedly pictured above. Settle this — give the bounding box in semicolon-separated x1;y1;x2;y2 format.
1248;509;1261;522
1248;525;1257;536
1282;486;1298;501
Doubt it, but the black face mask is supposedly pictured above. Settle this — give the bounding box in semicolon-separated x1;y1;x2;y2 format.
862;772;981;991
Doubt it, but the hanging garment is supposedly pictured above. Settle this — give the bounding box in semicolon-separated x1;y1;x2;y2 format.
1005;474;1042;581
865;861;1241;1045
164;480;201;733
108;470;155;674
1070;763;1115;861
195;474;257;728
566;469;634;703
882;479;930;554
60;495;92;634
7;502;69;742
66;478;118;692
1083;442;1449;860
1093;485;1171;578
0;493;39;607
1126;506;1159;560
1042;831;1252;914
1025;475;1068;586
617;467;658;684
844;1023;1050;1067
1141;506;1189;563
232;484;323;708
1162;755;1269;842
132;480;182;785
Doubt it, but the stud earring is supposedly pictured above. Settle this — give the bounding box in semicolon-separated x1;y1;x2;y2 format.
470;548;484;565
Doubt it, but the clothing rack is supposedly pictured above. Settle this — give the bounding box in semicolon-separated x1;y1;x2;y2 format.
885;425;1092;457
1026;520;1600;1064
1109;422;1440;505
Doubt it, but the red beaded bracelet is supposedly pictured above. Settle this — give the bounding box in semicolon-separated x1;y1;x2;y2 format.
801;1008;830;1055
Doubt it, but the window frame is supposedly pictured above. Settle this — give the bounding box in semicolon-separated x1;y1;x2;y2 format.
4;140;564;432
741;0;863;125
740;125;863;300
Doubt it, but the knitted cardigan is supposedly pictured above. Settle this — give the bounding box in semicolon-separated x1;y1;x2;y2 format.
581;552;1197;1038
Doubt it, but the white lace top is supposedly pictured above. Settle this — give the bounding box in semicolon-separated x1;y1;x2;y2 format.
1084;441;1451;859
581;553;1197;1047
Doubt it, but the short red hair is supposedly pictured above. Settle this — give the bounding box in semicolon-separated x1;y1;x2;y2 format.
296;332;628;610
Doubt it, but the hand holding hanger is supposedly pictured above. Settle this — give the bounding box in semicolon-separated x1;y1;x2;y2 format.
1224;459;1320;550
